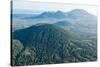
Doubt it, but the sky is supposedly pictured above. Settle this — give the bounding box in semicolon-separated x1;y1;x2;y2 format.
12;0;98;16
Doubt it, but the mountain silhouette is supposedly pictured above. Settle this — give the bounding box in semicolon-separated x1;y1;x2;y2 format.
33;11;66;19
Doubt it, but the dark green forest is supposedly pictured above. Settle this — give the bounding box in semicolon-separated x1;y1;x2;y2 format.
12;24;97;66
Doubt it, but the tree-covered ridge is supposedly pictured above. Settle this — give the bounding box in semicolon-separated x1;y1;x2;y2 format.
13;24;81;47
12;24;97;66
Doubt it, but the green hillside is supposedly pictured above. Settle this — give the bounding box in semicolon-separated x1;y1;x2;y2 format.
12;24;97;66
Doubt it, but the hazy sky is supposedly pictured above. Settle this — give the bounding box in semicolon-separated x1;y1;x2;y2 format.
13;0;97;16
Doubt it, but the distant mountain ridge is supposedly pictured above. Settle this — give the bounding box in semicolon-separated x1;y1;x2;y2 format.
34;11;66;19
24;9;96;19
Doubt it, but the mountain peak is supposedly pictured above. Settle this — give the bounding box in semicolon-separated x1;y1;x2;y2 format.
55;11;64;14
34;11;66;19
66;9;95;19
69;9;89;14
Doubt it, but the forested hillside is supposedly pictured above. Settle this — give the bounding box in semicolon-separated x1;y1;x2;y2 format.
12;24;97;66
